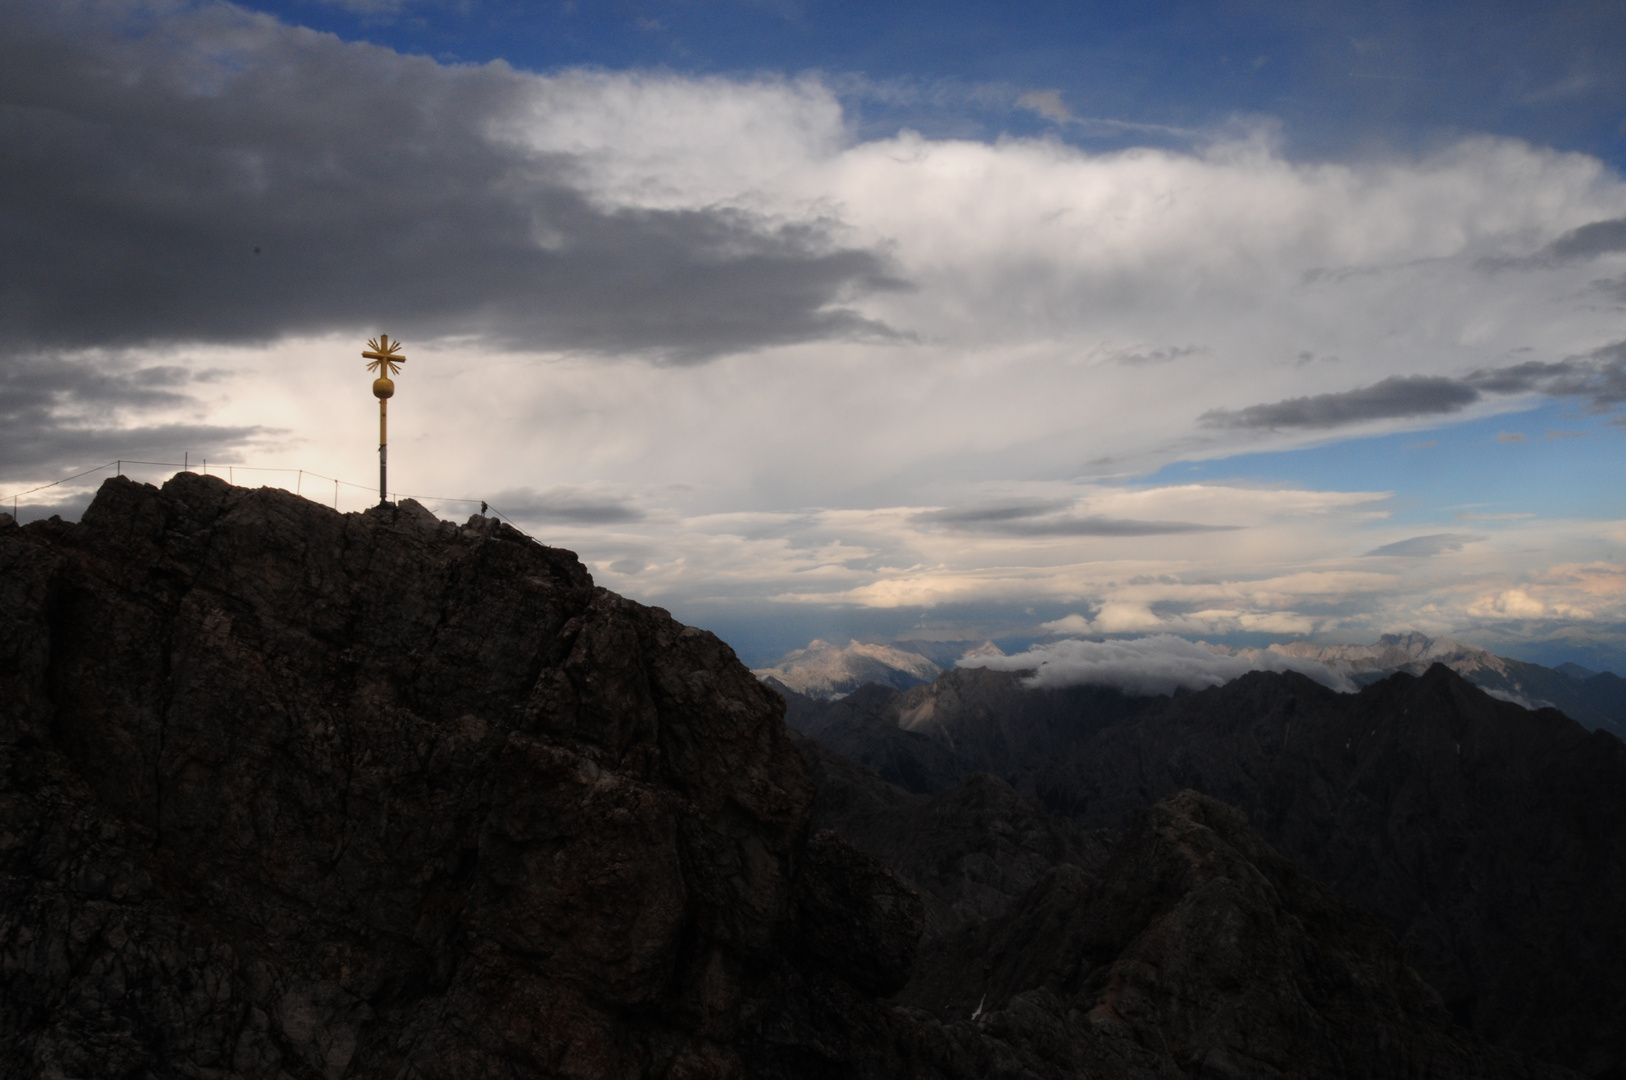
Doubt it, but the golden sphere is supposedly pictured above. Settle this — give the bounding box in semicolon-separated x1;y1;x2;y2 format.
372;376;395;400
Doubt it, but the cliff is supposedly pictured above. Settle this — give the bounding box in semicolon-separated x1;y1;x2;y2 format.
0;474;919;1077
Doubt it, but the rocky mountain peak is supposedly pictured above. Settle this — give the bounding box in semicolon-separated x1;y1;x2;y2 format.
0;473;925;1077
1268;629;1508;676
751;638;942;699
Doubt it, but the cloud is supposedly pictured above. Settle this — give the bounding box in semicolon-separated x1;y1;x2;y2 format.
1201;342;1626;434
9;6;1626;666
1199;376;1480;430
1039;613;1092;635
1090;600;1168;633
0;353;269;482
1111;344;1205;366
1466;342;1626;406
1017;89;1072;123
959;634;1354;695
1467;588;1551;619
0;3;898;363
1497;431;1526;443
485;486;648;524
911;501;1237;537
1462;359;1581;393
1543;217;1626;261
911;499;1069;525
1364;533;1480;557
1479;216;1626;271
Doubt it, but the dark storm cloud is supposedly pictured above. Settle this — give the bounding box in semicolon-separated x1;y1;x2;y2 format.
1199;376;1480;431
0;353;268;482
1545;217;1626;261
1204;342;1626;434
485;487;647;525
912;501;1234;537
1464;342;1626;405
1480;217;1626;271
1364;533;1480;557
911;499;1071;526
0;2;901;363
1461;359;1581;394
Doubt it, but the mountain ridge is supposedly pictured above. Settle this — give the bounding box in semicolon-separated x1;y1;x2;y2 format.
0;473;1581;1078
760;629;1626;739
778;662;1626;1076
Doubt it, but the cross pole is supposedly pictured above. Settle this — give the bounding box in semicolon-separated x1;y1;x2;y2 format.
362;335;406;505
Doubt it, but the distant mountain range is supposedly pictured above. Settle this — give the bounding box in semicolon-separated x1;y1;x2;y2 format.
756;631;1626;740
778;662;1626;1077
752;638;1004;699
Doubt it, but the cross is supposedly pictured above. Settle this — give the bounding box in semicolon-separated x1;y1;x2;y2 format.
363;334;406;377
362;334;407;506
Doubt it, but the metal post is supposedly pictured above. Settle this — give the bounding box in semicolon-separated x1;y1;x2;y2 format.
379;398;388;505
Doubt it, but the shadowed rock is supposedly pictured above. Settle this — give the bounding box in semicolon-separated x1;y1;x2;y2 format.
0;474;920;1078
0;474;1586;1078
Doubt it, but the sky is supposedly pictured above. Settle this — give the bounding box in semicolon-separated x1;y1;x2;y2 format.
5;0;1626;670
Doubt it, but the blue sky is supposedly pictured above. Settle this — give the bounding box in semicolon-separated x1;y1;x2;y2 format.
5;0;1626;669
1146;401;1626;526
251;0;1626;166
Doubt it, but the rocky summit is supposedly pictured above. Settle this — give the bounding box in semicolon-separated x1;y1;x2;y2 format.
0;474;1579;1078
0;474;924;1078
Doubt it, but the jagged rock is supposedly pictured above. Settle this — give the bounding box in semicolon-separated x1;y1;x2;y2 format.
0;474;1594;1079
783;685;973;794
785;671;1145;795
1039;666;1626;1076
794;731;1112;942
903;791;1569;1080
784;661;1626;1076
0;474;921;1078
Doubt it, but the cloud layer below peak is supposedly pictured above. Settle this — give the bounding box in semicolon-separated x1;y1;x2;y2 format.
960;634;1355;695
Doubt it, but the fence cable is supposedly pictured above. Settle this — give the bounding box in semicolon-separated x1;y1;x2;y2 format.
3;458;525;532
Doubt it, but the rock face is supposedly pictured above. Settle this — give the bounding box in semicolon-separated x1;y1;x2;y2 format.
786;664;1626;1078
793;732;1113;946
1264;632;1626;739
903;790;1563;1080
1044;667;1626;1078
794;739;1570;1079
0;474;921;1078
0;474;1587;1079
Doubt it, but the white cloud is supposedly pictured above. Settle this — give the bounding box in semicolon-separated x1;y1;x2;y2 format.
959;634;1355;695
1016;89;1071;123
10;17;1626;661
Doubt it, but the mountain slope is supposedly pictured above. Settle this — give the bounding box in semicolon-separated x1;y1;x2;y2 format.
1263;631;1626;739
752;640;942;699
781;663;1626;1076
0;474;1597;1078
1041;665;1626;1076
0;475;925;1078
764;630;1626;740
793;737;1571;1080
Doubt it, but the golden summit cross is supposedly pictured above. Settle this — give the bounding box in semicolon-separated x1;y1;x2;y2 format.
363;335;406;505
